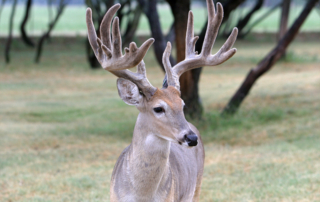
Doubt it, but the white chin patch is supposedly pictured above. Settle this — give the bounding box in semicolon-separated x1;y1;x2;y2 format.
182;142;189;147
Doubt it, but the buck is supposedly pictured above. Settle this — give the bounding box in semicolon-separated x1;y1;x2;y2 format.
86;0;237;201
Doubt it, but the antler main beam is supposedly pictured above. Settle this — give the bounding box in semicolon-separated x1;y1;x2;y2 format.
86;4;157;99
163;0;238;91
86;4;154;71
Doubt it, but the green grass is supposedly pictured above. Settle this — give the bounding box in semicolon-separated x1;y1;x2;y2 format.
0;4;320;36
0;37;320;201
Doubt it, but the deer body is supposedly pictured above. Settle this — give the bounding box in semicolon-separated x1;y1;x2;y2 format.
85;0;237;201
110;118;204;201
110;87;204;201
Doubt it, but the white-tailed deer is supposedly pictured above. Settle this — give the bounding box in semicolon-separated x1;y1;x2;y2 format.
86;0;237;201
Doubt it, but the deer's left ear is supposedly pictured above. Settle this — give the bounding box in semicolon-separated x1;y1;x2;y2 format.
117;78;143;106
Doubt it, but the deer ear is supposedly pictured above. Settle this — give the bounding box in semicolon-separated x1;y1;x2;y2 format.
117;78;143;106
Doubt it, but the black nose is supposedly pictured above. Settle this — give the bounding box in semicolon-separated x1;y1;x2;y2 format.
184;133;198;146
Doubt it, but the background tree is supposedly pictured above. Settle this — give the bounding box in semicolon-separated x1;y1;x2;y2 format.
137;0;177;71
231;0;264;38
4;0;17;63
222;0;320;115
3;0;319;119
35;0;67;63
20;0;34;47
239;1;282;38
278;0;291;56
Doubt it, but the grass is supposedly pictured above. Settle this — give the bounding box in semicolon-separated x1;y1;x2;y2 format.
0;36;320;201
0;3;320;37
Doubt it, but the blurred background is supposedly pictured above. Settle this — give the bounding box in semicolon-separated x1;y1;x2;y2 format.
0;0;320;201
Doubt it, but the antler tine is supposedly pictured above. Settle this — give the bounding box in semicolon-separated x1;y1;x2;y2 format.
86;4;154;71
110;67;156;99
112;17;122;58
186;11;199;58
163;42;180;90
162;0;238;91
208;27;238;65
86;4;157;99
100;4;120;50
201;0;222;57
86;8;99;59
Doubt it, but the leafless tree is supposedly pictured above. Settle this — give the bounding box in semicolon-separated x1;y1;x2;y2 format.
137;0;176;71
240;1;282;38
278;0;291;56
222;0;320;115
35;0;67;63
20;0;35;47
233;0;264;38
5;0;17;63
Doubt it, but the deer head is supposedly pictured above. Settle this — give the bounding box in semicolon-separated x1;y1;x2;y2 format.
86;0;238;147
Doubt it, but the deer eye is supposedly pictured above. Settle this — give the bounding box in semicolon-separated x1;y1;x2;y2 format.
153;107;165;113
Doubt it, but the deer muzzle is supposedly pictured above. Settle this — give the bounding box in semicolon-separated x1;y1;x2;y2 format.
184;132;198;147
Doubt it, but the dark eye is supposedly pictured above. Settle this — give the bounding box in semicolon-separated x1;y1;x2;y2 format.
153;107;164;113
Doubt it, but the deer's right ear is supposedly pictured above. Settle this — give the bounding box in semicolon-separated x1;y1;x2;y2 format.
117;78;143;106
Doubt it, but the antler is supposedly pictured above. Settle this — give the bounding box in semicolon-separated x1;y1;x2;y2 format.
86;4;157;99
163;0;238;91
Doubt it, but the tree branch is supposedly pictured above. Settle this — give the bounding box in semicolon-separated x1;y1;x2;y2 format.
5;0;17;63
20;0;34;47
35;0;67;63
235;0;264;38
222;0;320;116
241;1;282;37
138;0;176;71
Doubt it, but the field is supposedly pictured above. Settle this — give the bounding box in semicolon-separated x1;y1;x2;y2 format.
1;35;320;202
1;4;320;37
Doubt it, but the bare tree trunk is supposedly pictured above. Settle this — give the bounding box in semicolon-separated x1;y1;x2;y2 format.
222;0;246;24
316;5;320;16
35;0;66;63
121;2;143;48
222;0;319;116
278;0;290;56
47;0;53;41
165;22;175;44
20;0;34;47
235;0;264;38
5;0;17;64
241;1;282;38
138;0;176;71
278;0;290;39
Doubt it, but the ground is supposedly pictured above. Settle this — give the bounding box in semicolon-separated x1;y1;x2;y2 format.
0;36;320;201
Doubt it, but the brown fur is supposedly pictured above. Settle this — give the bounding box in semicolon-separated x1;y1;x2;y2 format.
150;86;182;111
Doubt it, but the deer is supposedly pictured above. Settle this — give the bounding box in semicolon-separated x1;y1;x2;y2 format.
86;0;237;201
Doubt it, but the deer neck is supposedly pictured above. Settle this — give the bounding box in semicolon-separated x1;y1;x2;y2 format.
128;113;173;199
